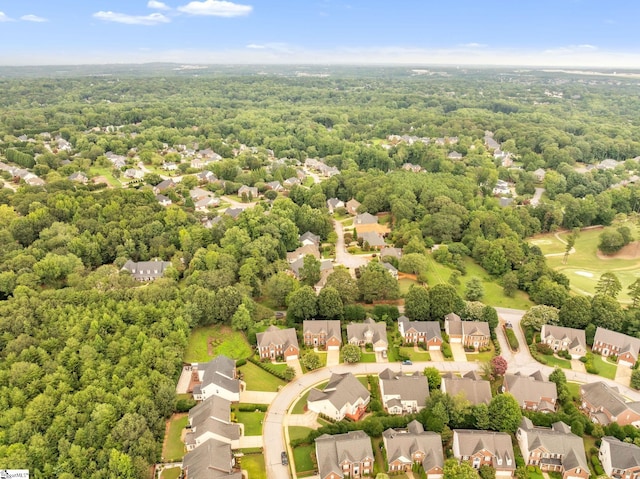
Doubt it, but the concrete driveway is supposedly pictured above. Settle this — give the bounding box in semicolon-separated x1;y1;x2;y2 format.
287;358;304;378
571;359;586;373
375;351;388;363
239;435;263;448
333;220;370;271
429;350;444;362
326;348;340;367
450;343;467;362
615;364;633;387
240;390;278;404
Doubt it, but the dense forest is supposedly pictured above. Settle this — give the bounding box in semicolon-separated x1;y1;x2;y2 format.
3;66;640;477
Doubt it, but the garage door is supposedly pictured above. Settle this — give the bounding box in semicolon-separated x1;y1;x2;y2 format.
285;354;298;361
429;345;441;351
619;359;633;368
328;345;339;351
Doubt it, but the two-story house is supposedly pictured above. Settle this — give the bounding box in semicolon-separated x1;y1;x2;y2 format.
397;316;443;350
599;436;640;479
383;420;444;478
378;369;430;414
592;327;640;367
517;418;589;479
452;430;516;476
540;325;587;359
121;259;172;281
191;355;240;402
445;313;491;350
441;371;492;405
308;372;370;421
303;320;342;350
237;185;258;199
315;430;374;479
184;396;241;451
580;381;640;426
255;325;299;361
347;318;388;353
503;371;557;413
182;438;241;479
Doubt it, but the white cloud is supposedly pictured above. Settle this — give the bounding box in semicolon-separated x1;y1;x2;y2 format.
245;42;292;53
21;14;48;23
177;0;252;17
148;1;171;10
0;11;15;22
461;42;487;48
93;11;171;25
246;44;266;49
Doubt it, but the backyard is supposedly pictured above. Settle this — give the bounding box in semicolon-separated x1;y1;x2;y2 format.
162;414;188;462
159;468;181;479
239;453;266;479
293;444;316;475
239;361;286;392
183;324;252;363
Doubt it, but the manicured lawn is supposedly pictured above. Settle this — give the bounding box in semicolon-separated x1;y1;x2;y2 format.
291;381;328;413
399;346;431;362
399;277;418;295
541;353;572;369
424;254;534;309
372;436;385;475
466;345;495;363
289;426;313;442
293;444;316;474
163;414;187;462
160;467;181;479
240;454;266;479
235;410;265;436
526;467;544;479
357;375;370;388
360;352;377;363
239;362;286;392
593;355;617;379
184;325;252;363
566;382;581;401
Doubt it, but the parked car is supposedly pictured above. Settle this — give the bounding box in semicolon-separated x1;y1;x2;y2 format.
402;360;413;365
281;451;288;466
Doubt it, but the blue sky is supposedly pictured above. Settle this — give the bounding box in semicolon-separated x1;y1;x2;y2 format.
0;0;639;66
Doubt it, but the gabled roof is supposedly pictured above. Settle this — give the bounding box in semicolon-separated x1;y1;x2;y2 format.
121;259;172;280
197;355;240;396
299;231;321;245
462;321;491;337
594;327;640;359
308;372;369;411
256;325;299;351
358;231;386;247
182;438;241;479
600;436;640;471
354;212;378;225
398;316;442;339
186;395;240;445
441;373;492;405
541;325;586;351
303;320;342;342
380;247;402;259
315;431;373;479
504;372;557;406
581;381;640;419
383;421;443;470
224;207;244;219
347;318;388;346
454;430;515;470
379;369;429;406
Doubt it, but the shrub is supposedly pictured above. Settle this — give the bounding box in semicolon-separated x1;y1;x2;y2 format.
493;339;501;354
557;349;571;360
176;397;197;412
591;455;605;476
238;404;268;412
236;358;247;367
505;328;519;351
248;356;293;381
442;342;453;359
535;343;553;355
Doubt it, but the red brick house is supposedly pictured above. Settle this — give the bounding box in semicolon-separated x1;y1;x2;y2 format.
397;316;443;350
452;430;515;476
255;325;299;361
303;320;342;350
383;420;443;478
445;313;490;349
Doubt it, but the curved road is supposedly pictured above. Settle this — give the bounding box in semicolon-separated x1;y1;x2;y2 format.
332;219;371;271
263;307;640;479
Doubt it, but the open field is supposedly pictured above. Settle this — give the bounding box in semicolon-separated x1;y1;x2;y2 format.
184;325;252;363
534;224;640;302
239;361;286;392
425;255;534;309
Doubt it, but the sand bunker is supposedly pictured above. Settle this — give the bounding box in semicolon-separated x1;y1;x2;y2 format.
574;271;594;278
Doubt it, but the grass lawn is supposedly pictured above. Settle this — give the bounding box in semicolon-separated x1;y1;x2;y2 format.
372;437;385;475
541;353;572;369
526;467;544;479
235;410;265;436
289;426;313;442
163;414;187;462
360;352;377;363
357;375;370;388
239;362;286;392
184;324;252;363
566;382;581;401
88;166;123;188
240;454;266;479
293;444;316;474
424;255;533;309
399;346;431;362
399;277;418;295
593;355;617;379
160;468;181;479
466;345;496;363
291;381;328;413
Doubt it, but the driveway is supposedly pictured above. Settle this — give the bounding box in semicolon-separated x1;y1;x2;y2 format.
450;343;467;362
375;351;388;363
429;350;444;362
333;220;370;272
239;435;263;448
240;390;278;404
326;348;340;367
571;359;586;373
615;364;633;387
287;358;304;378
287;410;321;428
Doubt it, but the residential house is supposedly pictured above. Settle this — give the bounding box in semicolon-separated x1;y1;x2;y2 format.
121;259;172;281
283;177;301;188
153;179;175;195
444;313;491;349
503;371;557;412
397;316;442;350
347;318;388;352
156;194;172;207
448;151;463;161
184;396;241;450
289;256;333;281
162;161;178;171
190;355;240;402
189;187;212;201
256;325;299;361
534;168;546;182
286;244;321;263
452;430;515;476
224;207;244;220
380;262;398;279
299;231;321;247
315;430;374;479
599;436;640;479
402;162;422;172
580;381;640;426
354;212;378;225
266;180;283;191
308;373;370;421
441;371;492;405
383;421;443;477
380;246;402;261
196;170;217;183
540;325;587;359
357;231;386;249
237;185;258;199
326;198;345;213
195;196;220;212
592;327;640;367
346;198;361;215
24;174;45;187
492;179;511;195
517;417;589;479
484;135;501;150
68;171;88;184
124;168;144;180
378;369;430;414
303;320;342;350
182;438;241;479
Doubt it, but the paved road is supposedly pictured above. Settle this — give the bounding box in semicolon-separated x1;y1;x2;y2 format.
332;219;370;271
531;187;545;206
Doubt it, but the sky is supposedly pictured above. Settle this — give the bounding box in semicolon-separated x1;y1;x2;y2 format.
1;0;640;67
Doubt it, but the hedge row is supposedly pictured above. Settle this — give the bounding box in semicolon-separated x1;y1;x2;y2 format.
248;356;292;382
505;327;519;351
238;403;268;412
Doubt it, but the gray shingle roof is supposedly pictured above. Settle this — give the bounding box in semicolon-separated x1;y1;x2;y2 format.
347;318;388;347
315;431;373;479
182;438;241;479
541;325;587;352
256;325;299;351
580;381;640;420
594;327;640;359
308;372;370;411
303;320;342;343
454;430;515;470
354;212;378;225
122;259;172;280
600;436;640;471
198;355;240;396
398;316;442;340
379;369;430;408
504;372;557;408
383;421;443;471
441;373;492;405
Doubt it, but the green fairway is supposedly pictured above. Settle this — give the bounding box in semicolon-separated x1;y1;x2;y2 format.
184;325;252;363
239;361;286;392
163;414;187;462
240;454;266;479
